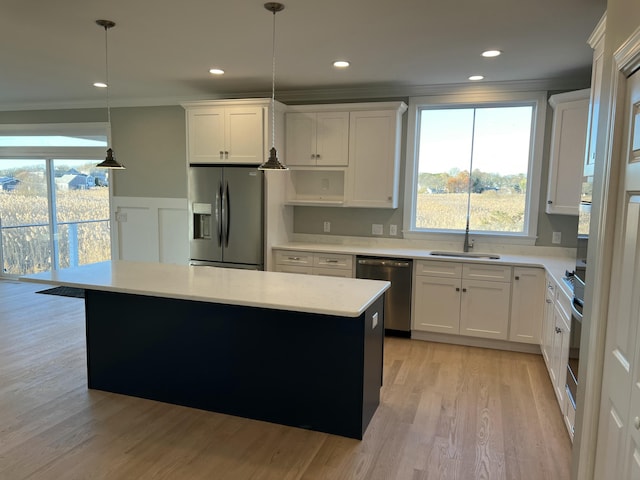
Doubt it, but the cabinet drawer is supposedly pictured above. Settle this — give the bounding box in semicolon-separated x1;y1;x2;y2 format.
312;267;353;278
463;264;511;282
415;260;463;278
275;250;313;266
274;264;312;275
314;253;353;269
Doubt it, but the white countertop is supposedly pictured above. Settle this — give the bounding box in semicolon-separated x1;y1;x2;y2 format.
20;261;390;318
273;242;576;298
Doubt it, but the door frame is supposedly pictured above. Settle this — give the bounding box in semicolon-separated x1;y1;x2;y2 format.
573;25;640;480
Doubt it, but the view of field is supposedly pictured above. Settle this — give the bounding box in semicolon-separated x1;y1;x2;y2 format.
0;163;111;275
416;191;526;231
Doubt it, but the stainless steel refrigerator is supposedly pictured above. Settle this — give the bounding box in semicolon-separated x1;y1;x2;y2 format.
189;165;264;270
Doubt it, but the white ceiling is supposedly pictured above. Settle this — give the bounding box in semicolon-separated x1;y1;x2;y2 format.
0;0;606;110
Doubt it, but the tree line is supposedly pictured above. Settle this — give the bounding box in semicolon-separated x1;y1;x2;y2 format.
418;169;527;194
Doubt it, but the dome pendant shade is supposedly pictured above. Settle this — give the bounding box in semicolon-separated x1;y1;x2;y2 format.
258;2;287;171
96;148;125;169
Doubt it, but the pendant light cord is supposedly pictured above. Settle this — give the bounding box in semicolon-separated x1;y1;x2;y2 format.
103;25;112;127
270;10;277;149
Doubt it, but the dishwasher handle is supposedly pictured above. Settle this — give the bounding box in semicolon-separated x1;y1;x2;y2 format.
357;258;411;268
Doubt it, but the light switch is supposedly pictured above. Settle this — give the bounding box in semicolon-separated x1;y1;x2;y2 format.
323;221;331;233
372;312;378;330
552;231;561;244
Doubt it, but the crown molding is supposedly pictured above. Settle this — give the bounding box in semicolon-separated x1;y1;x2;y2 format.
0;77;591;112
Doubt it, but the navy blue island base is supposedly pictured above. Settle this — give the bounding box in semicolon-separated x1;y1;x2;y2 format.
84;289;385;439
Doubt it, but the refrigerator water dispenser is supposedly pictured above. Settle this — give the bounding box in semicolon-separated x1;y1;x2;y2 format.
193;203;212;239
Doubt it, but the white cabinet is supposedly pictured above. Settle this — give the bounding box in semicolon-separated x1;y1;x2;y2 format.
541;276;556;367
347;107;406;208
284;102;407;208
273;249;354;278
509;267;545;344
584;17;605;177
413;260;511;340
183;99;282;165
546;90;590;215
285;112;349;166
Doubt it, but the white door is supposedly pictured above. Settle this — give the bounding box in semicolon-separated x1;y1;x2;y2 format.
188;109;225;163
224;107;264;163
285;112;315;166
315;112;349;166
595;69;640;478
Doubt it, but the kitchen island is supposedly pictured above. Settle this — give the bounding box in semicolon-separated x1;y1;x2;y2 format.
21;261;389;439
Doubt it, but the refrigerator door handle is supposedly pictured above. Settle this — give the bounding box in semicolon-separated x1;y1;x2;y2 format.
216;181;223;246
224;180;230;247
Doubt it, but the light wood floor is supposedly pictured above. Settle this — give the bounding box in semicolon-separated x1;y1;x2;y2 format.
0;280;571;480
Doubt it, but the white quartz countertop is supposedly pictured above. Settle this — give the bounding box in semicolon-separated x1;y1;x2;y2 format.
20;261;390;318
273;242;576;298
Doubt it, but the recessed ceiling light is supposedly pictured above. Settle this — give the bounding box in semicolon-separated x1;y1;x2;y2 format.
209;68;225;75
333;60;350;68
482;50;502;58
93;82;107;88
469;75;484;81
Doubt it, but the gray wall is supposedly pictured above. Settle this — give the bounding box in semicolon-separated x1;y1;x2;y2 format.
110;106;186;198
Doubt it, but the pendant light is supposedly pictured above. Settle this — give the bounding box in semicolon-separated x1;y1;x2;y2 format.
95;19;125;170
258;2;288;170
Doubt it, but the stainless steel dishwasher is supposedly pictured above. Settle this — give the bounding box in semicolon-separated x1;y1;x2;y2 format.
356;256;412;337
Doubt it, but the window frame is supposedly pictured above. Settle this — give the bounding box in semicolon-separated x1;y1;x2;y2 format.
403;91;547;245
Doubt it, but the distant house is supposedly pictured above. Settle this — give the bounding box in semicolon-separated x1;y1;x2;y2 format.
55;173;95;191
0;176;20;191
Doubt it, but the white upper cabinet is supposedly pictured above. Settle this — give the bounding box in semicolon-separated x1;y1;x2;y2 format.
584;16;606;178
183;99;280;165
546;89;590;215
285;111;349;166
347;107;406;208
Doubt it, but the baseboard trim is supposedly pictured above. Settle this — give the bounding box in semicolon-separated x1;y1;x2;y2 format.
411;330;542;355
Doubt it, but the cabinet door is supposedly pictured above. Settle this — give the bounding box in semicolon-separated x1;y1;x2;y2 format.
546;97;589;215
551;305;570;411
460;279;511;340
413;276;461;334
348;110;399;208
584;34;604;177
541;279;556;368
315;112;349;166
285;112;315;166
225;107;264;164
509;267;545;344
187;108;225;164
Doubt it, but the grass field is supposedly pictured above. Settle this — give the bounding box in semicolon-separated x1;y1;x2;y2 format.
416;191;526;232
0;189;110;275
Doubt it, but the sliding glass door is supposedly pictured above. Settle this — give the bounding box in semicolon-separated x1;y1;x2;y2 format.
0;159;111;276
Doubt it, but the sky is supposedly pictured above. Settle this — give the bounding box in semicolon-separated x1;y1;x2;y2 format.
418;105;533;176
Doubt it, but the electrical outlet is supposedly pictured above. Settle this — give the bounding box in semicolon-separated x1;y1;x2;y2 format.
372;224;383;235
552;231;562;244
323;221;331;233
389;224;398;236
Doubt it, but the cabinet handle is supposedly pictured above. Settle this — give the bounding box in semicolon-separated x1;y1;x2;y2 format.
225;151;229;159
555;326;562;334
325;259;339;263
546;299;552;304
635;417;640;430
462;288;467;293
515;276;520;280
456;287;460;292
288;256;301;261
311;154;316;159
316;154;321;159
219;151;224;159
547;200;553;204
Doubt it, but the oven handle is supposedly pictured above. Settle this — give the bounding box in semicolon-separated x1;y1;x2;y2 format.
571;298;584;322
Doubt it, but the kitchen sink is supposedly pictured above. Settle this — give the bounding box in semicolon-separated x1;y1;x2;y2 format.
429;251;501;260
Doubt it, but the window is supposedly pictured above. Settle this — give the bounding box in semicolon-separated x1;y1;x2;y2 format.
404;92;546;243
0;123;111;276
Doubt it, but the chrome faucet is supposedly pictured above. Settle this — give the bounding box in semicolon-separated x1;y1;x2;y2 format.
463;225;474;252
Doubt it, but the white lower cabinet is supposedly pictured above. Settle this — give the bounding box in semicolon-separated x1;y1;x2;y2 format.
413;260;512;340
273;249;354;278
509;267;545;344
